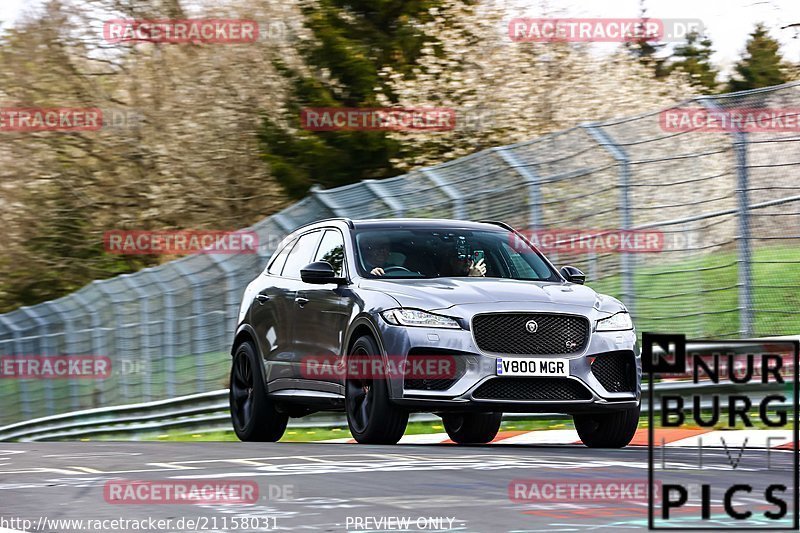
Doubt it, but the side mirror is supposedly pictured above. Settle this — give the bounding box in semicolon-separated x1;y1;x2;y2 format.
301;261;344;285
560;265;585;285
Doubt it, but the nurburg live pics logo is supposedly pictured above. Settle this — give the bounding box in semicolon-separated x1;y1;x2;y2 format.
643;333;799;530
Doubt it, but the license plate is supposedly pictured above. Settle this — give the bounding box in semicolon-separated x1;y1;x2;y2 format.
496;357;569;377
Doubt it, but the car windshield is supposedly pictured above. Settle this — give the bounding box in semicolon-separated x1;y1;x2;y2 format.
354;228;559;281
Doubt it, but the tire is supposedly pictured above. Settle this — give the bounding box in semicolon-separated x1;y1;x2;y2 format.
573;404;640;448
229;341;288;442
442;412;502;444
345;335;408;444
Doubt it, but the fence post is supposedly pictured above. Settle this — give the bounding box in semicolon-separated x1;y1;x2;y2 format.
421;168;466;219
364;179;406;217
207;254;239;342
73;290;105;407
582;123;635;316
496;146;542;230
310;185;344;216
700;99;753;337
150;271;176;399
21;307;57;414
733;132;753;336
0;315;33;419
173;259;206;392
93;280;130;403
44;301;84;411
121;275;152;402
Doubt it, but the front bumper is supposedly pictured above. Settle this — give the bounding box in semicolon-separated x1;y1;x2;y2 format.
379;313;640;414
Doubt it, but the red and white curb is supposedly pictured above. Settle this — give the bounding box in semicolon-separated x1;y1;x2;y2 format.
322;428;797;448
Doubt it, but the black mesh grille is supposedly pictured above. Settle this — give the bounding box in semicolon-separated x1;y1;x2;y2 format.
404;377;458;391
591;351;637;392
472;378;592;401
403;354;466;391
472;313;589;355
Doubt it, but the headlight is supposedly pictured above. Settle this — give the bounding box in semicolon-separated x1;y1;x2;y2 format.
380;308;461;329
595;311;633;331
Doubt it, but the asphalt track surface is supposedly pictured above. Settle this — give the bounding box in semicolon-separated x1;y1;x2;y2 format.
0;442;795;532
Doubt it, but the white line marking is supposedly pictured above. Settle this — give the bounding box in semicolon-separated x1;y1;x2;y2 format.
68;466;104;473
396;433;451;444
493;429;580;445
147;462;200;470
223;459;271;466
43;452;142;458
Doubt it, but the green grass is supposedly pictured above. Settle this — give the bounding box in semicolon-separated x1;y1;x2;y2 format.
590;245;800;338
82;417;573;442
79;409;788;443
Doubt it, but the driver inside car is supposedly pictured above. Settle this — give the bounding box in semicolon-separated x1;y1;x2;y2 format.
364;234;486;278
363;236;397;276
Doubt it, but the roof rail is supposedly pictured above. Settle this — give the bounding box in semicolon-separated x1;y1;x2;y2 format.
477;219;515;231
289;217;355;233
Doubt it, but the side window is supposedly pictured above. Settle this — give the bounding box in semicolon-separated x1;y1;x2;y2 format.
266;238;295;275
313;230;346;277
281;231;322;279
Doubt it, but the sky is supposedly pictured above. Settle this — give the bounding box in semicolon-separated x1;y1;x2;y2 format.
541;0;800;74
2;0;800;76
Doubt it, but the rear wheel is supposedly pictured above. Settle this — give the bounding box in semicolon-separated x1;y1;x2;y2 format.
442;412;502;444
345;335;408;444
229;341;288;442
573;404;640;448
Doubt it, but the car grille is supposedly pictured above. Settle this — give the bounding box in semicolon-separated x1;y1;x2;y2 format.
591;351;637;393
472;313;590;355
404;377;458;391
472;378;592;401
403;354;467;391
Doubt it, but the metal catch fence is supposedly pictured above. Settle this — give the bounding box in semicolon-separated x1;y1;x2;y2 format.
1;82;800;425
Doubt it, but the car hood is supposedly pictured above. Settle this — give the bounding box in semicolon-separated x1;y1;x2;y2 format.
359;277;608;311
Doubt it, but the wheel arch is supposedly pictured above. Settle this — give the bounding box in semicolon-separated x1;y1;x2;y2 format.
345;315;386;357
231;324;258;356
231;324;268;383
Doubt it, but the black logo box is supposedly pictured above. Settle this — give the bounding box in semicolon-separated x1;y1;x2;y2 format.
644;333;799;531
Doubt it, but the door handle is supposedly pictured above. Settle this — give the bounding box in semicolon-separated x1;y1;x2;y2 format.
255;293;270;304
295;297;309;306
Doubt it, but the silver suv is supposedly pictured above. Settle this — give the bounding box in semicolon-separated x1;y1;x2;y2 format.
229;219;640;447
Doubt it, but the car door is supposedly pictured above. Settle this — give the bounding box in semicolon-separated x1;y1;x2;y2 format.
276;230;323;382
295;229;352;389
249;237;296;386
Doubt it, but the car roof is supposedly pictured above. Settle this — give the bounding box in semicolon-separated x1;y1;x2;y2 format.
350;218;507;231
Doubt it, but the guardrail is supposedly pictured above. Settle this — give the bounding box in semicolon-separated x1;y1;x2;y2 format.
0;380;789;442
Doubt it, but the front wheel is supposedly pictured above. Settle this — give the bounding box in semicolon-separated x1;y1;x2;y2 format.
442;412;502;444
345;335;408;444
229;341;288;442
573;404;640;448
